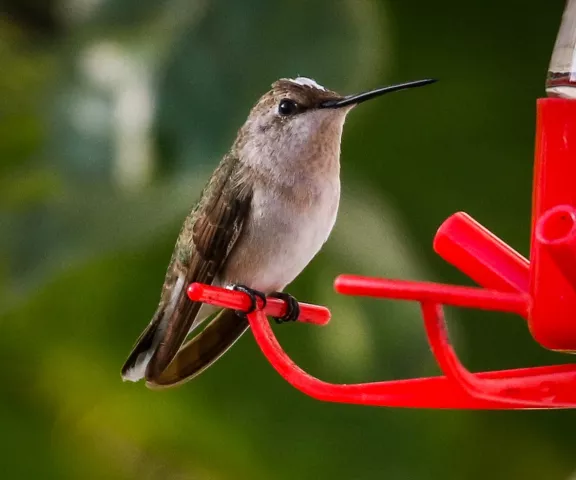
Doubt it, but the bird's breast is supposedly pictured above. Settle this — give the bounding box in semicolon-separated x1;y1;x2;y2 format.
223;177;340;292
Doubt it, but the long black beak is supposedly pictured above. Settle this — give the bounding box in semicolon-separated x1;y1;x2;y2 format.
319;78;437;109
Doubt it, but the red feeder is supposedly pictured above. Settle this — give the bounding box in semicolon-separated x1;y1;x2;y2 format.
186;5;576;409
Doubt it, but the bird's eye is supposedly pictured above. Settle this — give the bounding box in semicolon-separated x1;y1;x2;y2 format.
278;99;299;116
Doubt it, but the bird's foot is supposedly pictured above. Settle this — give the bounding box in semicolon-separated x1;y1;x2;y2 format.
231;284;267;318
268;292;300;324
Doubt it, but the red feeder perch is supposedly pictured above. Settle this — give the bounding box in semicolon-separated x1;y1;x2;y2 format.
187;4;576;409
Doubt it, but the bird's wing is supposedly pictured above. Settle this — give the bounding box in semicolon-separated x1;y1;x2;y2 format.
121;157;252;382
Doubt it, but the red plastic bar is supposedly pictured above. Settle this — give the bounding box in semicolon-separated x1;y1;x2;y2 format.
529;98;576;350
335;277;543;406
183;280;576;409
335;276;576;407
419;301;576;408
434;212;530;293
335;275;529;317
187;283;331;326
420;301;529;408
245;308;576;409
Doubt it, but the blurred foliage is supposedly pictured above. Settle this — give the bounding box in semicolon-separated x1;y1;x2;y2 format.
1;0;576;479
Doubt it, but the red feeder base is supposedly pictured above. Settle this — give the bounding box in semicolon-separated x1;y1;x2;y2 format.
188;280;576;410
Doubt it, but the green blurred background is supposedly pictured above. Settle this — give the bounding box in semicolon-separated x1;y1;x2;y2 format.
2;0;576;478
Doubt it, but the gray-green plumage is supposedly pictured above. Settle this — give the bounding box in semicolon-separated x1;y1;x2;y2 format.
122;154;253;384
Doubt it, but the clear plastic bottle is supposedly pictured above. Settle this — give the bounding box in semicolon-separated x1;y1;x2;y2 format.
547;0;576;98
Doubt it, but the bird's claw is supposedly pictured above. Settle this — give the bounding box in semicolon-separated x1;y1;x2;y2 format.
231;284;267;318
268;292;300;324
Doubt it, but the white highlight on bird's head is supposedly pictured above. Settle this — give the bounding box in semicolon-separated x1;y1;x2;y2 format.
286;77;327;91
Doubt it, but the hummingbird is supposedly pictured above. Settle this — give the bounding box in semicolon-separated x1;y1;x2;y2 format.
121;76;436;388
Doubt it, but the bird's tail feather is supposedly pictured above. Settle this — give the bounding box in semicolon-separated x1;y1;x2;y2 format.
145;309;249;389
121;305;165;382
121;301;218;382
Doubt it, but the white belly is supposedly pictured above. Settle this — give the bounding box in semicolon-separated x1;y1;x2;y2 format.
222;179;340;293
